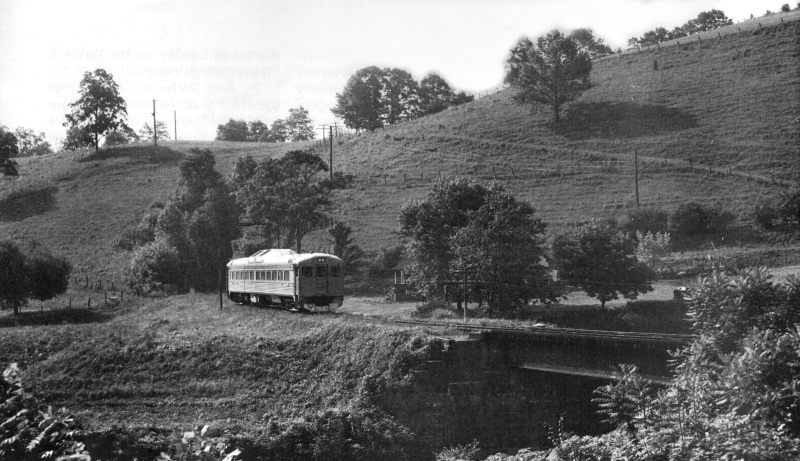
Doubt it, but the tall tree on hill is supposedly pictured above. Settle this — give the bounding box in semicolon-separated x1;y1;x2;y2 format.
64;69;129;152
247;120;270;142
505;30;592;123
14;127;53;156
139;121;171;142
216;119;249;141
382;68;420;124
331;66;386;131
419;73;454;115
0;126;19;177
285;106;316;141
269;119;289;142
327;222;364;276
63;125;94;151
568;28;613;59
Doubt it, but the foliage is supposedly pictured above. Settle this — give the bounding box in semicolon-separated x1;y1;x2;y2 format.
435;440;480;461
327;222;364;276
232;150;331;252
634;231;671;271
157;426;240;461
215;119;249;142
630;9;732;47
780;180;800;229
670;201;735;238
139;121;171;142
247;120;270;142
64;68;129;152
62;125;94;151
568;28;613;59
331;66;472;130
103;126;140;147
0;240;71;315
14;127;53;156
504;30;592;123
285;106;316;141
399;178;558;314
127;150;239;293
450;187;561;316
752;203;780;230
550;268;800;459
621;207;668;236
0;126;19;176
0;363;88;461
552;220;654;308
269;119;289;142
331;66;386;131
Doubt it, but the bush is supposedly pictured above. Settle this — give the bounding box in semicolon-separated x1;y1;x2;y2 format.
752;203;780;230
621;207;668;236
412;299;453;318
129;238;184;294
670;202;735;238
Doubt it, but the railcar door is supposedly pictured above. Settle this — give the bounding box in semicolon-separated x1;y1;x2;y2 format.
315;264;329;293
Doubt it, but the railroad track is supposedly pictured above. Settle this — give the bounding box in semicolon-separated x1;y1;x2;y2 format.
391;319;696;345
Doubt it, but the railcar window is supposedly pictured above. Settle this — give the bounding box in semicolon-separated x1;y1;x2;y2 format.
330;266;341;277
265;271;270;281
261;270;266;280
316;266;327;277
256;271;261;281
302;266;313;277
284;270;290;281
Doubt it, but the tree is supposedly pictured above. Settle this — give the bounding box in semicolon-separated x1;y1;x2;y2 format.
178;148;223;213
398;178;558;312
568;28;613;59
670;202;735;239
690;9;733;32
234;150;331;253
0;126;19;177
450;186;561;316
331;66;386;131
0;240;71;315
634;231;671;272
327;222;364;276
382;68;420;124
14;127;52;156
552;220;654;308
64;68;129;152
215;119;249;141
419;73;454;115
505;30;592;123
285;106;316;141
269;118;289;142
103;126;139;147
247;120;270;142
138;121;171;142
62;125;94;151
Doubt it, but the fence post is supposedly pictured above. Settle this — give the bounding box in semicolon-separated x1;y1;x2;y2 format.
104;292;108;306
492;166;497;180
511;166;516;179
689;159;693;170
121;290;124;301
88;298;91;309
68;299;72;309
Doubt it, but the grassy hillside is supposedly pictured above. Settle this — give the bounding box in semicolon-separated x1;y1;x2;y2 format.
0;17;797;282
0;295;440;457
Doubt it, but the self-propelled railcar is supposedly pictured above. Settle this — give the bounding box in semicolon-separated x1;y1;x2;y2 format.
227;249;344;312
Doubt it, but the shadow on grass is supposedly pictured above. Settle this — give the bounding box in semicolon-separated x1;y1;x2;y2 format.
78;145;184;164
0;186;58;222
0;308;111;328
519;299;691;334
556;102;698;140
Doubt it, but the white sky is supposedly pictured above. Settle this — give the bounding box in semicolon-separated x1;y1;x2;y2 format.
0;0;776;144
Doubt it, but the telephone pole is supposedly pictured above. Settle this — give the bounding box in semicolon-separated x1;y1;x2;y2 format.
174;110;177;141
152;100;158;147
634;147;640;208
329;125;333;180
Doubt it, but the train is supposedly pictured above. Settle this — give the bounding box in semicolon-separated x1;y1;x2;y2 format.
226;249;344;312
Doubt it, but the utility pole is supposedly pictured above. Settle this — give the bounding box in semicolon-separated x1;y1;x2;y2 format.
463;270;468;321
329;125;333;180
634;147;640;208
152;100;158;147
174;110;177;141
318;124;327;141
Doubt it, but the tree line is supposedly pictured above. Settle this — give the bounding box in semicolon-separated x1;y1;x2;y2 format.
215;107;315;143
627;9;733;47
331;68;475;131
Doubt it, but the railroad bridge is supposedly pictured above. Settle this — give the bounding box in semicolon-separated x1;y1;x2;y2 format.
389;324;695;451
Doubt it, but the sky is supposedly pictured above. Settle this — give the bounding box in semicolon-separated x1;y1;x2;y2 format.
0;0;777;145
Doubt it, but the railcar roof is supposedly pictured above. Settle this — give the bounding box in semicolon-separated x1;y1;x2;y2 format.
226;249;342;267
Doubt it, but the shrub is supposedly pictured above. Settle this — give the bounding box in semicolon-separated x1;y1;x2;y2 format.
412;299;452;318
752;203;779;230
621;207;668;236
129;238;184;294
670;202;735;238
